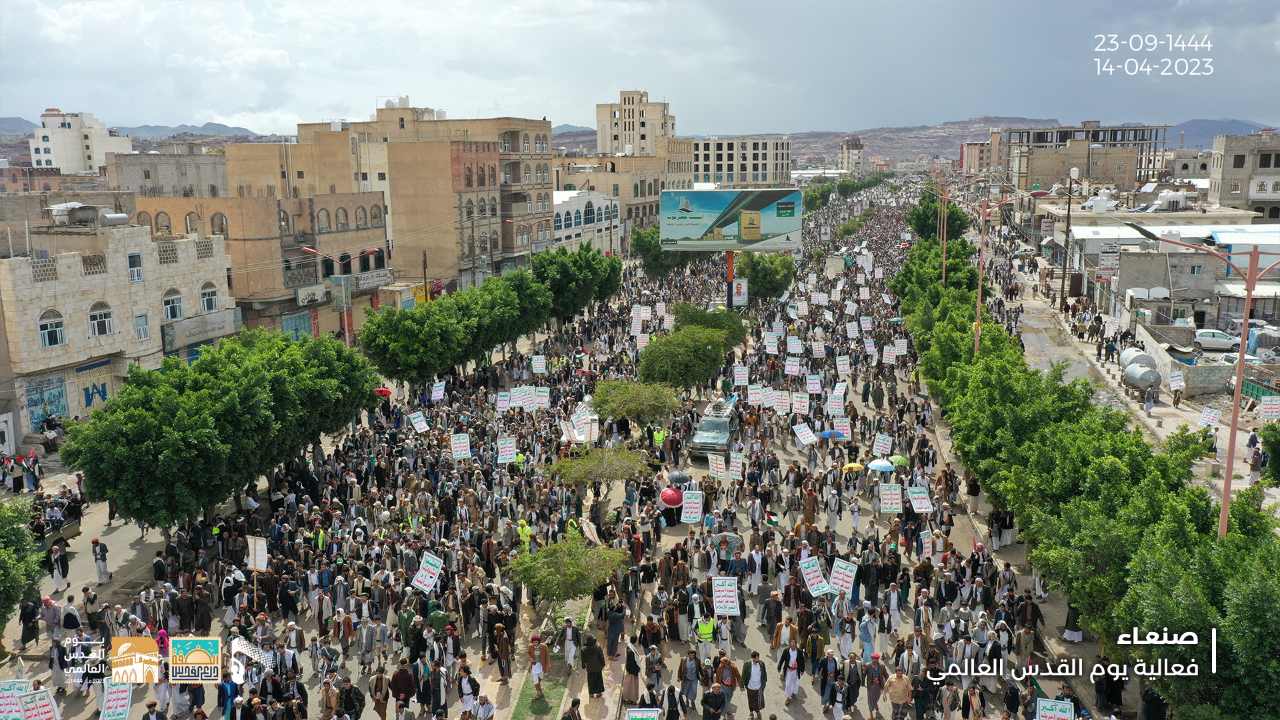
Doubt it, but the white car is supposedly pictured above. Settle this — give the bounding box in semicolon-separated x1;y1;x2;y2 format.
1194;329;1239;352
1219;353;1263;366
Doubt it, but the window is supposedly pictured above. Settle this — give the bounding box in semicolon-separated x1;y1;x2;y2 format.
322;257;335;277
371;205;383;226
489;198;497;217
340;253;352;274
135;211;151;228
155;211;171;234
1259;181;1269;193
377;172;386;181
128;252;143;282
143;169;152;180
1273;181;1280;192
465;200;475;219
554;213;562;231
574;209;582;227
335;207;349;229
1189;265;1204;275
1231;181;1242;194
134;313;149;340
200;283;218;313
39;310;64;348
359;252;371;273
1233;154;1246;169
522;133;530;152
185;212;200;234
163;290;183;321
399;117;405;129
489;166;496;186
316;208;331;231
373;249;386;269
465;166;473;187
584;202;595;224
211;212;228;235
41;135;48;142
1261;153;1273;169
296;170;305;179
612;183;619;197
278;209;291;234
88;302;114;337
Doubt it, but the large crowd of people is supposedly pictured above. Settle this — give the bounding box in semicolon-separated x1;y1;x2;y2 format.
21;177;1100;720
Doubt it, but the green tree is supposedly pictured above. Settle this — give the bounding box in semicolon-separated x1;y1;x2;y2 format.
550;448;652;487
632;226;710;279
359;297;472;382
672;303;747;347
532;247;595;324
452;278;521;364
508;527;629;603
589;380;680;425
63;364;232;527
737;252;795;304
0;500;48;636
504;268;553;340
638;325;726;389
293;333;382;437
907;190;971;241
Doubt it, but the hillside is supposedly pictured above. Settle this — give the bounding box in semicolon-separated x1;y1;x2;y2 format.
552;123;592;135
1170;118;1269;149
0;117;36;135
115;122;259;139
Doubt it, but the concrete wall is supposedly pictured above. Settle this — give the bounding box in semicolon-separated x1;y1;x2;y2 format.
106;152;228;198
0;192;137;253
1136;323;1234;397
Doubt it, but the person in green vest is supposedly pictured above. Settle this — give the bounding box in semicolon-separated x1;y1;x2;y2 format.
517;520;532;549
695;615;717;662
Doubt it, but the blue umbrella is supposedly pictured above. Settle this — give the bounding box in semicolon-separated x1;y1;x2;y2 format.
868;458;895;473
820;429;847;439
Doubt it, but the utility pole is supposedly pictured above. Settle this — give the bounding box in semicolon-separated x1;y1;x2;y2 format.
422;250;429;299
1059;167;1079;311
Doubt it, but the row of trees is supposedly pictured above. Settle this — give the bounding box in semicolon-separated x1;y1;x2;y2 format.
802;172;892;212
63;331;380;528
359;245;622;383
889;206;1280;717
632;226;711;279
905;187;971;242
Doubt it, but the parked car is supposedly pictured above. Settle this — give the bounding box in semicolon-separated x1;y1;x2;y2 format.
1219;353;1264;366
1194;328;1239;352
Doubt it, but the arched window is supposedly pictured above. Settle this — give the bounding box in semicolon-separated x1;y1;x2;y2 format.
163;289;183;321
1273;181;1280;192
200;282;219;313
633;183;640;197
135;211;151;228
322;256;335;277
464;166;474;187
155;211;171;234
478;200;487;218
611;204;619;220
316;208;331;232
210;212;228;236
488;166;496;186
339;252;352;274
88;302;114;338
278;209;291;234
476;232;486;255
1200;162;1208;171
476;166;485;187
522;163;531;182
554;213;562;231
359;251;371;273
1181;163;1189;171
522;133;530;152
355;207;368;228
489;197;497;217
39;309;64;348
184;212;200;234
647;180;655;195
335;208;349;230
465;200;475;219
373;248;386;269
573;209;582;227
370;205;383;226
584;202;595;224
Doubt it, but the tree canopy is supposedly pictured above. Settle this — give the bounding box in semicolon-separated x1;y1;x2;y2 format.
0;500;52;631
631;225;710;279
549;448;651;487
638;325;727;389
590;380;680;425
508;527;629;603
737;252;796;304
672;303;747;348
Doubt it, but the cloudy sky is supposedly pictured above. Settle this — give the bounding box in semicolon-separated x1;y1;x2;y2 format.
2;0;1277;135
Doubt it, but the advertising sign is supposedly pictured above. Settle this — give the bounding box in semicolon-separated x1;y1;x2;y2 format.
798;556;831;596
712;577;740;616
879;483;903;513
681;490;704;524
411;552;445;594
660;189;802;251
450;433;472;460
829;558;857;597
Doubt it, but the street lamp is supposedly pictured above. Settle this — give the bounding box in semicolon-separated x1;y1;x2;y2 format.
1059;166;1080;312
1124;222;1280;538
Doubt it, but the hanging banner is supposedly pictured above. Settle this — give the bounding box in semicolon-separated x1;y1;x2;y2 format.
906;486;934;513
879;483;903;513
798;556;831;596
681;490;704;524
712;577;740;616
497;436;517;464
829;558;858;598
731;278;749;307
411;552;445;594
450;433;472;460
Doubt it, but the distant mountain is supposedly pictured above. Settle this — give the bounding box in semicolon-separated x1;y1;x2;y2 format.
552;123;592;135
552;124;596;154
0;117;36;135
114;122;260;139
1170;118;1270;149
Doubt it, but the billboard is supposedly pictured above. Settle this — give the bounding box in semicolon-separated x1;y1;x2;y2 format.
660;189;802;251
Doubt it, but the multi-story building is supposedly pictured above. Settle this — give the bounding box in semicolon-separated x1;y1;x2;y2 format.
1;164;106;194
1163;148;1212;179
0;217;235;445
551;190;622;255
596;90;676;157
838;136;866;177
225;100;553;288
553;149;690;233
691;136;792;188
1009;139;1139;192
959;141;992;175
27;108;132;174
1209;129;1280;222
130;192;389;341
994;120;1167;183
0;191;136;247
106;143;229;197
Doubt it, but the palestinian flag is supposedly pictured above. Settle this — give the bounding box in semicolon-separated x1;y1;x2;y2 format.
766;511;780;527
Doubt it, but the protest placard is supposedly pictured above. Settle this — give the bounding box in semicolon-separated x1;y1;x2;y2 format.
497;436;517;464
681;490;704;524
712;577;740;616
411;552;444;594
798;556;831;596
450;433;471;460
879;483;903;513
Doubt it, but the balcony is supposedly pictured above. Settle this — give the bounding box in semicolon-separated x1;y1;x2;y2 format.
283;262;320;289
1249;177;1280;201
